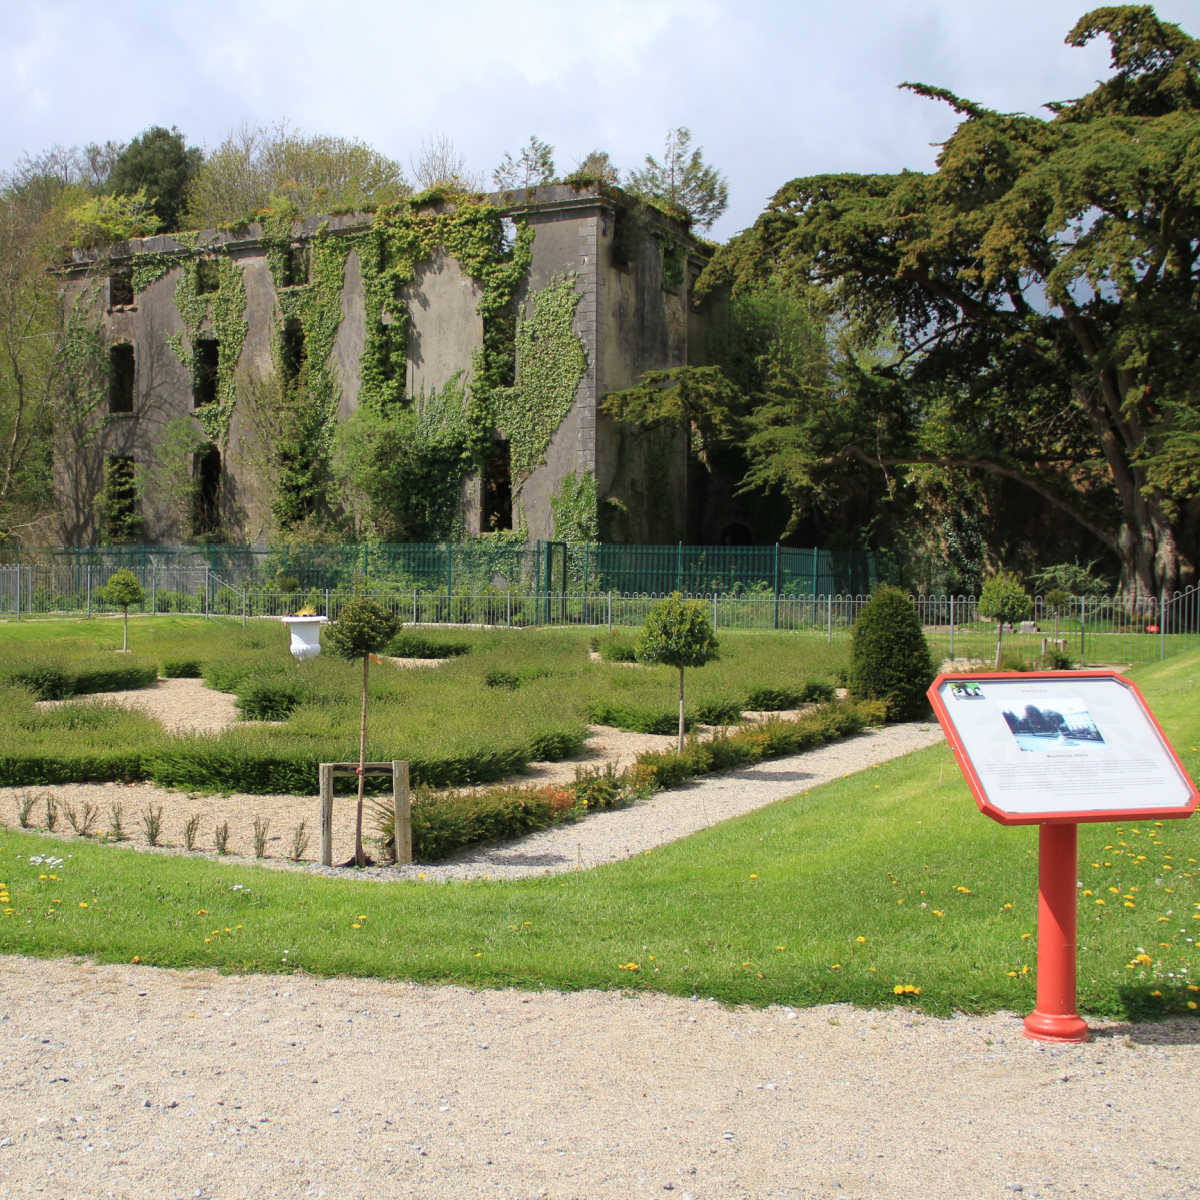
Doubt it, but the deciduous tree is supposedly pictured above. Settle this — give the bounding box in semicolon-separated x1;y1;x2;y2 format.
187;123;408;226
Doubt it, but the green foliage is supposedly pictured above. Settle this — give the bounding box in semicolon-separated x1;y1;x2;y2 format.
161;659;202;678
636;593;719;672
637;592;720;751
406;787;557;862
107;125;202;232
386;631;470;659
551;470;598;543
324;597;399;662
485;669;520;691
66;189;160;244
493;135;556;190
849;586;935;721
979;572;1033;627
1030;560;1112;598
564;150;620;187
745;681;836;709
979;571;1033;667
98;458;142;545
593;632;639;662
185;124;409;227
602;364;739;474
632;700;882;791
164;252;248;448
99;568;145;611
496;274;587;483
710;7;1200;595
626;127;728;232
334;377;474;541
235;677;303;720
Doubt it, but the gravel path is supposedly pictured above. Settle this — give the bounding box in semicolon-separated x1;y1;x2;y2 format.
4;682;1199;1197
1;957;1198;1199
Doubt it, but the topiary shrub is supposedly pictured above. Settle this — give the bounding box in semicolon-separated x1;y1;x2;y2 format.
635;592;719;752
99;569;146;652
325;596;400;866
849;586;935;721
979;570;1033;668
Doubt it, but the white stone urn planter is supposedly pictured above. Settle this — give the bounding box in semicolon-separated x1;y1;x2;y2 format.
280;615;328;660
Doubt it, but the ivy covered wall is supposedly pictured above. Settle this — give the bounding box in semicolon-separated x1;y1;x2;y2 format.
65;184;713;547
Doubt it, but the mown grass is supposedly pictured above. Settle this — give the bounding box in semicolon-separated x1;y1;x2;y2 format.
1;644;1196;1020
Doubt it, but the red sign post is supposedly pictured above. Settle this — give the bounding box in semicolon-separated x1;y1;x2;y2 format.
927;670;1198;1042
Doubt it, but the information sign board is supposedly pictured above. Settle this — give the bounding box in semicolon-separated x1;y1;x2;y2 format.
927;670;1198;826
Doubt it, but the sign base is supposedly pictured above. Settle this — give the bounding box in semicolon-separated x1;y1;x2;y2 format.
1023;1009;1089;1043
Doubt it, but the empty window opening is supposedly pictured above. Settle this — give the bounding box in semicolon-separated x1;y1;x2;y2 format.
196;258;220;295
102;456;141;543
192;445;222;537
193;338;219;408
482;439;512;531
108;343;134;413
283;245;310;287
108;270;134;308
280;318;306;383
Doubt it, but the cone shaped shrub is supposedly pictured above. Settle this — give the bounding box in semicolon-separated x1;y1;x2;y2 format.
849;586;934;721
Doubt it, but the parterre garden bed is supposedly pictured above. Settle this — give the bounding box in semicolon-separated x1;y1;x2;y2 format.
0;617;871;860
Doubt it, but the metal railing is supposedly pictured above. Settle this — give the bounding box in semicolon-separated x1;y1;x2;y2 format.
1;565;1196;666
14;540;879;598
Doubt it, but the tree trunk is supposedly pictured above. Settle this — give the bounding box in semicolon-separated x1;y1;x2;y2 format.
122;606;129;652
994;622;1003;670
677;666;686;754
355;653;369;866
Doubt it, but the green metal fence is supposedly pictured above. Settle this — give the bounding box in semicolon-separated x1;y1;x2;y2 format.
26;541;878;598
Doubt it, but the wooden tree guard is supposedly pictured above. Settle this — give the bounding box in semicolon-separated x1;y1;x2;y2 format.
318;760;411;867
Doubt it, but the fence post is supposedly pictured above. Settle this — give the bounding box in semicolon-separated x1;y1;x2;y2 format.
773;543;781;631
827;592;833;644
205;567;211;619
15;562;19;621
86;565;92;618
1079;597;1086;666
607;590;613;635
507;590;512;627
412;589;418;624
949;594;955;661
392;760;412;865
713;592;718;631
242;587;247;628
319;763;334;867
1160;592;1167;661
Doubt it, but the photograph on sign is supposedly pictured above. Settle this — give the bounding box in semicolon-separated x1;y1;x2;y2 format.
931;672;1196;821
999;696;1103;753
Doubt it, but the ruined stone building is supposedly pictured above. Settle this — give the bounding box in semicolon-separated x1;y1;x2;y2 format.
59;183;750;549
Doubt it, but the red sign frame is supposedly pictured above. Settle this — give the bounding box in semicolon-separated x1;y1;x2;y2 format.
927;669;1199;827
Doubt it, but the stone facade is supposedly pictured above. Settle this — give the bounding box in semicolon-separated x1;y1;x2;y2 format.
60;185;716;547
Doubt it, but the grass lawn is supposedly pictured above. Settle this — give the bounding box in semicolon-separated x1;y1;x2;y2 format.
1;636;1197;1020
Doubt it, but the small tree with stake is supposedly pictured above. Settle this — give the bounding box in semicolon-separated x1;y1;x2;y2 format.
99;568;145;652
324;596;399;866
635;592;719;752
979;571;1033;668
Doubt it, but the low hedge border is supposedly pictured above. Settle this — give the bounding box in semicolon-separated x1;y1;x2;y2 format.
382;699;888;862
4;663;158;700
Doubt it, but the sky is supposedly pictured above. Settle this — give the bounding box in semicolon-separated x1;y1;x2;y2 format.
3;0;1197;242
